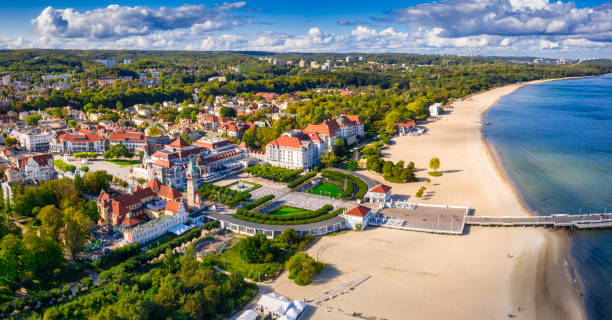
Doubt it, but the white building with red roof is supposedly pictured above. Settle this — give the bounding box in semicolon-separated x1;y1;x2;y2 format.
264;130;328;170
108;130;147;151
123;199;188;244
365;184;392;204
51;131;105;154
341;204;373;230
7;153;56;183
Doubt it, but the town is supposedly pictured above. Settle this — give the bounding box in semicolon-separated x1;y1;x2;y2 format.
1;49;611;320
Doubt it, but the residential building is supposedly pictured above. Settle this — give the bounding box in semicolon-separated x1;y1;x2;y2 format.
109;130;147;151
336;114;365;140
364;184;392;204
341;205;373;230
123;200;189;243
346;56;354;63
94;59;116;67
395;119;416;135
145;135;172;154
7;154;56;183
303;119;340;146
1;74;10;86
51;131;105;154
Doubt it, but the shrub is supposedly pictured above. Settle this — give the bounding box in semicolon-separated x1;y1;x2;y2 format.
428;171;442;177
54;159;76;173
285;253;324;286
287;171;317;189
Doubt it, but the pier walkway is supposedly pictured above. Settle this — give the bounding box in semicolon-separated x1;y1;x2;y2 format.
465;213;612;229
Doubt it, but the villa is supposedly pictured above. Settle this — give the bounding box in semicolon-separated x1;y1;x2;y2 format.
342;204;374;230
364;183;392;204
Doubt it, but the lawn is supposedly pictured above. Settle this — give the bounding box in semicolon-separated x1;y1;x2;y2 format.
309;182;342;198
270;206;311;216
106;159;141;167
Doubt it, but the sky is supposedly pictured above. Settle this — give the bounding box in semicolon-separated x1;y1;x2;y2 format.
1;0;612;58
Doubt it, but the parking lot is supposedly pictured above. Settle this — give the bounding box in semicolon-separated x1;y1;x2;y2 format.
78;226;126;262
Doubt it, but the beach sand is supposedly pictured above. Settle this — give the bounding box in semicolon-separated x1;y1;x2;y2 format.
265;80;587;320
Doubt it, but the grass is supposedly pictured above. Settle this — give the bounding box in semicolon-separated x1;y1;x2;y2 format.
106;159;141;167
270;206;311;216
309;182;342;198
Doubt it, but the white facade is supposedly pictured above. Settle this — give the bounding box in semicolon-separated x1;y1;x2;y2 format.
10;129;53;152
8;154;56;183
124;201;188;243
51;133;105;154
429;103;443;117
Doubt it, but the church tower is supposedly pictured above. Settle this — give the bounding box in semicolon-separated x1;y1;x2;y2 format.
186;158;198;208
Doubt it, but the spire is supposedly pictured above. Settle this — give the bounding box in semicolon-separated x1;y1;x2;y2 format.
186;157;198;178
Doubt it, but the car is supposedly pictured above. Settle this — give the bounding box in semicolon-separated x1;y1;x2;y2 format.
90;255;100;261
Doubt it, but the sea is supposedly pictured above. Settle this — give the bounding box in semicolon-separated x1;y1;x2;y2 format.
482;75;612;320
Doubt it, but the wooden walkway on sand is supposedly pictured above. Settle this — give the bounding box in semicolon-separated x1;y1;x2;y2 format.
465;213;612;229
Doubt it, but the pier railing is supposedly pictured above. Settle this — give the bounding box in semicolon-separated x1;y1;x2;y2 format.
465;213;612;229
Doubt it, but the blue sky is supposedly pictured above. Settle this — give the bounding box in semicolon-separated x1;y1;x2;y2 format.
1;0;612;58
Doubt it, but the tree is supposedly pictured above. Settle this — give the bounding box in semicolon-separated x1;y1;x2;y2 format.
429;157;440;172
25;114;42;126
62;207;94;260
3;136;18;148
147;126;163;136
103;143;133;159
345;159;358;171
39;205;63;242
0;234;32;293
237;234;272;264
320;151;339;168
285;252;324;285
219;106;236;118
67;119;77;128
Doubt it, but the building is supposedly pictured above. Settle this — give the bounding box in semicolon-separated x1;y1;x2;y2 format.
1;74;10;86
264;130;328;170
109;131;147;151
341;204;373;230
303;119;340;147
429;103;443;117
124;200;189;243
9;128;54;152
97;178;182;226
346;56;354;63
255;293;307;320
51;131;105;154
94;59;116;67
146;138;203;189
193;137;248;182
336;115;365;141
7;154;56;183
144;135;172;154
364;184;392;204
123;59;134;65
236;310;257;320
395;119;416;135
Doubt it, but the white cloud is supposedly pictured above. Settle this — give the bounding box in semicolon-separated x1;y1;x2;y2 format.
391;0;612;42
31;3;246;39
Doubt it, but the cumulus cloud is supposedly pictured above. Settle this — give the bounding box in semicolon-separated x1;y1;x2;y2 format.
31;3;246;39
391;0;612;42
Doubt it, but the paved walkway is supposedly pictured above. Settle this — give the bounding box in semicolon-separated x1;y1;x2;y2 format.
328;168;379;189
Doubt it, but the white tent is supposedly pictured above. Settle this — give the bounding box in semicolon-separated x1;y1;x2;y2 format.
236;310;257;320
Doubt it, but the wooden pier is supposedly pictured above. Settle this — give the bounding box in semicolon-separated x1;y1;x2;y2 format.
465;213;612;229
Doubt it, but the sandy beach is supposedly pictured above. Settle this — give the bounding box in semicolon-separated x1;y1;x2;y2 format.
266;80;587;320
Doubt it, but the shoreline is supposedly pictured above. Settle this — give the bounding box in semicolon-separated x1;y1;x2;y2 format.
477;77;589;319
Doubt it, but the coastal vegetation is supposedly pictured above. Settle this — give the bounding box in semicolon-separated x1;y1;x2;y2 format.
286;252;325;285
416;186;426;198
366;157;416;183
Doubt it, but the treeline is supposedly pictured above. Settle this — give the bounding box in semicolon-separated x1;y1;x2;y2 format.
244;164;302;183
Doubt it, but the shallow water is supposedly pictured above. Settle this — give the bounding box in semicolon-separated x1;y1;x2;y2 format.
483;75;612;320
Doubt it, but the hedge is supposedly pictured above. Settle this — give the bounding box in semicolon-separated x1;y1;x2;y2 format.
287;171;317;189
233;207;345;225
54;159;76;173
245;164;302;182
321;169;368;199
241;194;275;212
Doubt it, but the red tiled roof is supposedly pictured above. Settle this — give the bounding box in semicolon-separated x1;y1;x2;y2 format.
121;217;142;227
345;205;371;217
109;131;146;142
17;154;53;168
266;135;303;149
369;184;391;194
396;119;416;128
58;132;103;143
344;115;363;125
158;185;182;200
168;138;191;149
145;178;162;192
303;119;340;137
165;200;182;213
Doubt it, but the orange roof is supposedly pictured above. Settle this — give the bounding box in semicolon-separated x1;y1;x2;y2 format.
121;217;142;227
165;200;182;213
17;154;53;168
344;205;371;217
267;135;303;149
145;178;162;192
369;184;391;194
158;185;182;200
168;138;191;149
396;119;416;128
109;131;146;142
303;119;340;137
